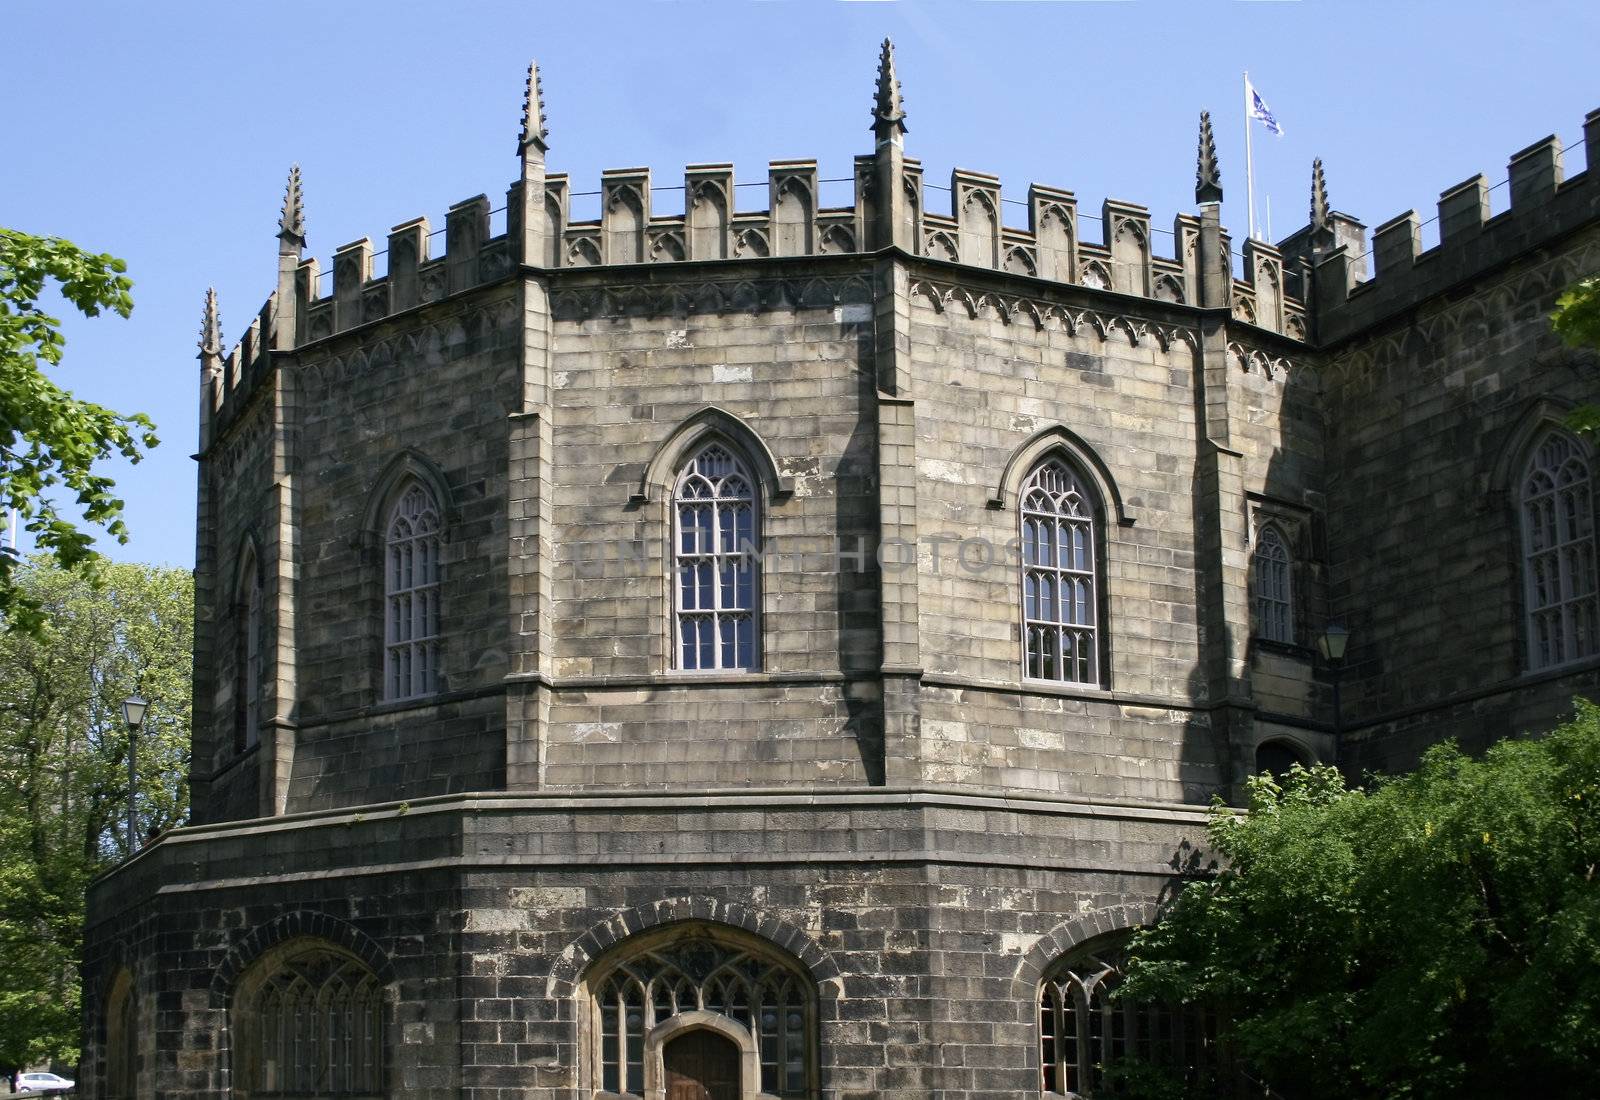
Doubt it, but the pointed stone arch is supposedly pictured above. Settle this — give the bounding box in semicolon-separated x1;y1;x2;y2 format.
104;965;139;1100
633;407;793;505
546;895;840;1002
990;424;1136;527
360;448;455;543
209;909;395;1010
1012;901;1161;994
1153;272;1186;304
1489;396;1588;494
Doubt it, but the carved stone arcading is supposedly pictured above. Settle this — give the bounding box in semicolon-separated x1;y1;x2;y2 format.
1327;234;1600;393
549;274;870;323
297;298;519;401
906;276;1198;352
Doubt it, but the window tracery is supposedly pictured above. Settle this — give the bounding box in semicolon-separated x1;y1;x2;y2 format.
233;942;383;1099
1521;431;1599;670
1039;937;1217;1098
587;929;812;1098
673;444;758;671
384;483;441;700
1021;457;1101;684
1251;524;1293;644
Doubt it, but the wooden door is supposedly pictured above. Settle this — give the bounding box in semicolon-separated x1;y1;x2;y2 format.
663;1028;741;1100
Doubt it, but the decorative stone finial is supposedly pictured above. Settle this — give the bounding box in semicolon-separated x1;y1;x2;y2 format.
1196;111;1223;204
871;38;907;137
199;287;221;358
1311;158;1332;240
519;60;548;153
278;164;305;243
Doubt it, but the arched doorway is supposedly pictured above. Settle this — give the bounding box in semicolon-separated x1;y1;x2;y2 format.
663;1029;740;1100
581;922;816;1098
1255;738;1310;780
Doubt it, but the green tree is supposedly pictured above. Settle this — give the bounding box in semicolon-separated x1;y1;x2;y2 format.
1553;276;1600;435
0;228;159;635
0;557;191;1078
1119;706;1600;1100
1553;276;1600;350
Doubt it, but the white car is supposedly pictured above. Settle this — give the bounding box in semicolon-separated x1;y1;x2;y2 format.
16;1073;73;1094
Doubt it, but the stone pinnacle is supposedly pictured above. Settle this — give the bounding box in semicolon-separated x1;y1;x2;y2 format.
278;164;305;242
199;287;221;358
871;38;907;136
1196;111;1223;205
1311;158;1332;238
520;60;549;152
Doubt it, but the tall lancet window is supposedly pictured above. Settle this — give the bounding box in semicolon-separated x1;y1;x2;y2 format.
385;484;442;700
235;551;263;753
673;443;759;671
1251;524;1293;644
1021;458;1101;684
1522;431;1599;670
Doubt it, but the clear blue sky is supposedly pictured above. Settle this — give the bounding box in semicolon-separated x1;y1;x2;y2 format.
5;0;1595;569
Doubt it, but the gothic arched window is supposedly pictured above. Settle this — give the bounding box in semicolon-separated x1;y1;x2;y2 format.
673;444;759;671
1522;431;1599;671
235;550;263;752
1251;524;1293;644
585;927;814;1099
233;941;384;1098
1039;936;1218;1098
1021;457;1101;684
105;969;137;1100
385;484;441;700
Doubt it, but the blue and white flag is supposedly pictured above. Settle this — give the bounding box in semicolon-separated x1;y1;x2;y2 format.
1246;76;1284;137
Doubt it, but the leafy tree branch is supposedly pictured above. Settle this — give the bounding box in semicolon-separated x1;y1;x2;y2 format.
0;228;159;636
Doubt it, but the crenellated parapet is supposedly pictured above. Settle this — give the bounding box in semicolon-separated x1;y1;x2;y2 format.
203;292;278;447
263;156;1300;337
1310;108;1600;344
201;45;1321;446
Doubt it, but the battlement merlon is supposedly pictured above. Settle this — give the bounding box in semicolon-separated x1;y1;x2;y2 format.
203;52;1333;443
272;152;1298;343
1306;107;1600;345
271;51;1300;346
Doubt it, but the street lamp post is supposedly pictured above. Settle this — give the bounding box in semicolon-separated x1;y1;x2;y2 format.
1317;624;1350;736
122;695;148;857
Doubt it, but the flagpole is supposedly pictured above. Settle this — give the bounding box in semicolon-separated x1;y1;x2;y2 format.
1244;71;1257;241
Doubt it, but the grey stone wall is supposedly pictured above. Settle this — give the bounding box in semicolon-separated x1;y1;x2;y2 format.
156;71;1600;1099
80;792;1205;1099
1325;227;1600;774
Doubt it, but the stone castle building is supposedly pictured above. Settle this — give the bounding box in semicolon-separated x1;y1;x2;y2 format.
84;42;1600;1099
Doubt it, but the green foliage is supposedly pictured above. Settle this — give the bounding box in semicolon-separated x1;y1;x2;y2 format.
1553;276;1600;437
0;558;191;1074
1553;276;1600;351
0;228;159;635
1120;707;1600;1099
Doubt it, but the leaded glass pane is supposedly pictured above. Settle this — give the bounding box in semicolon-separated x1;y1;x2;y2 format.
1039;939;1219;1097
673;445;759;670
1523;434;1599;670
241;946;383;1098
1022;459;1100;684
1251;525;1293;644
384;484;442;700
590;934;812;1099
